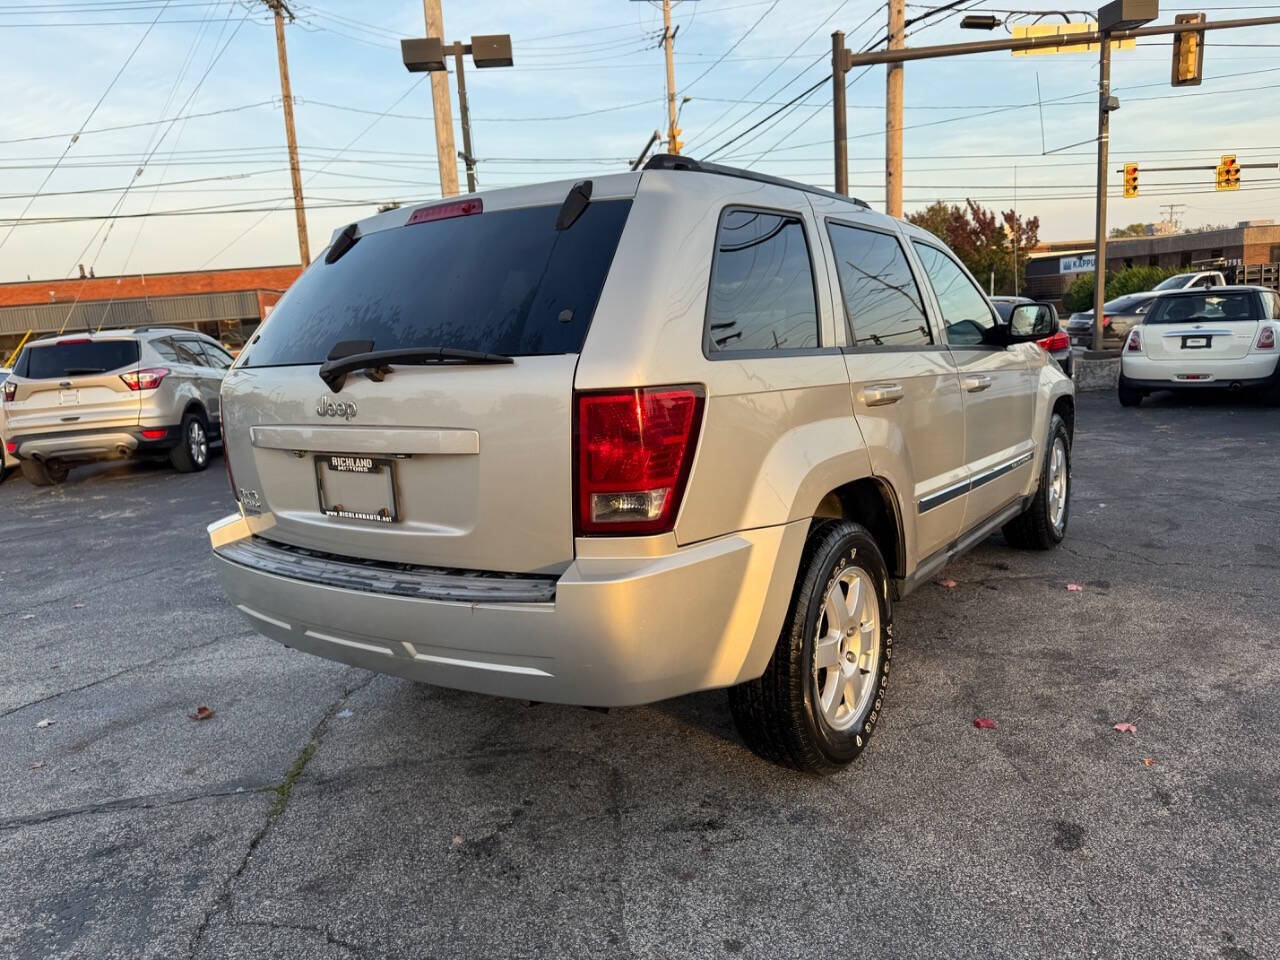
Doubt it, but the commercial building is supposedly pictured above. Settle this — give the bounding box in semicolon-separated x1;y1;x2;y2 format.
0;264;302;362
1024;219;1280;306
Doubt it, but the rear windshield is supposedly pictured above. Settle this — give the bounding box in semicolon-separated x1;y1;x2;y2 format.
1146;291;1259;324
16;340;139;379
1153;274;1196;290
242;199;633;367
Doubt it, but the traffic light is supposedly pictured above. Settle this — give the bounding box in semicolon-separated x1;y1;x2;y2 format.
1171;13;1205;87
1216;154;1241;191
669;127;683;154
1123;163;1139;198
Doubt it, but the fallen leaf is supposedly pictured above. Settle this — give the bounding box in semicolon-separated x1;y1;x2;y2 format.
336;708;353;719
1142;757;1158;767
451;835;464;847
188;706;216;722
1113;722;1138;734
30;762;45;770
1066;583;1084;592
73;603;85;609
973;717;998;730
35;718;55;729
937;577;958;589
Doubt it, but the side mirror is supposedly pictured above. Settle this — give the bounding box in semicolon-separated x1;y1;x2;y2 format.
1006;302;1057;341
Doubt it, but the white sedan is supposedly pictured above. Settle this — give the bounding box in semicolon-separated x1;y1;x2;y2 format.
1118;286;1280;406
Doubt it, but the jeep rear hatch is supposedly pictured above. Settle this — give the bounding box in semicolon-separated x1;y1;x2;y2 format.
6;338;143;436
224;183;635;574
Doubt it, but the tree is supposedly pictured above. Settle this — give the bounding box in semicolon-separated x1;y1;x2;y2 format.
1109;223;1149;238
906;199;1039;296
1062;265;1182;313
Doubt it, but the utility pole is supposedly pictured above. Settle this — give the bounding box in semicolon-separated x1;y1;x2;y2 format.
265;0;309;265
885;0;905;217
452;44;476;192
832;31;848;195
662;0;680;153
1090;30;1112;353
422;0;459;196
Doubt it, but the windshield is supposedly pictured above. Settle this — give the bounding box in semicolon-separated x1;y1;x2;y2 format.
15;340;139;379
1145;291;1259;324
1153;274;1194;290
242;199;633;367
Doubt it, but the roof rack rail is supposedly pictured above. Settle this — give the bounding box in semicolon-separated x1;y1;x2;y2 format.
130;324;204;335
642;154;871;211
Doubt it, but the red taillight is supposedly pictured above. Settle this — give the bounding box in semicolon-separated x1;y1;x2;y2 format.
140;428;168;440
5;440;15;454
1037;331;1069;352
1127;328;1142;353
119;367;169;391
575;386;703;536
2;380;14;402
1101;315;1112;328
1256;326;1276;350
407;198;482;225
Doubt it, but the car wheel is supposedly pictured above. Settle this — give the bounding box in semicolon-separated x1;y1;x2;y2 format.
728;520;892;774
1002;413;1070;550
170;412;210;473
1118;382;1143;407
20;458;69;486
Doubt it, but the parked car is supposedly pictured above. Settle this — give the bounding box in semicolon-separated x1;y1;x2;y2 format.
1066;291;1162;350
208;156;1074;774
1119;286;1280;406
2;326;231;485
0;367;11;482
1152;270;1227;291
991;296;1072;377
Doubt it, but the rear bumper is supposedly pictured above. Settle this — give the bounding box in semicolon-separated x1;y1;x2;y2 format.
209;513;809;707
1120;353;1280;389
8;424;182;461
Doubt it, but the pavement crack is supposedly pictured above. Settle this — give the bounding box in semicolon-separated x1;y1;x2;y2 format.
0;780;271;831
0;630;248;720
229;919;366;957
187;669;376;960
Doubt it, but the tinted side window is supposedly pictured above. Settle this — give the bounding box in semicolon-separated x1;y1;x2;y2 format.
826;223;930;347
911;242;997;347
204;343;234;368
706;208;819;353
173;339;208;365
151;338;181;362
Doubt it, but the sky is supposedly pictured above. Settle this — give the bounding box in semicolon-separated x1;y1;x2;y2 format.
1;0;1278;283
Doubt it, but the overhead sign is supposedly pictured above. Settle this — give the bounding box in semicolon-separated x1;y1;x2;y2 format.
1060;255;1096;274
1012;22;1137;56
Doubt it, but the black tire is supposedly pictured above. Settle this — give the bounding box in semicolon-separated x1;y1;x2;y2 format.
1118;382;1143;407
170;411;210;473
20;458;69;486
728;520;893;775
1002;413;1071;550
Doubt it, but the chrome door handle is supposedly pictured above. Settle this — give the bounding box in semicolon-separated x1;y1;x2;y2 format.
860;383;904;406
963;375;992;393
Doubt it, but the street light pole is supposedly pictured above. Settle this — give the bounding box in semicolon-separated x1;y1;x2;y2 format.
452;44;476;193
1091;33;1112;352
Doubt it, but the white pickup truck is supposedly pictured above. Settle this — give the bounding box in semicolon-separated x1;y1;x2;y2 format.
1152;270;1227;291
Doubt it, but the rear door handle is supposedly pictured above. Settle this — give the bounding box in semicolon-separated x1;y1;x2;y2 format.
963;375;992;393
860;383;904;406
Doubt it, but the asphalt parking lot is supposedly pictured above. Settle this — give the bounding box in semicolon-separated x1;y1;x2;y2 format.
1;390;1277;960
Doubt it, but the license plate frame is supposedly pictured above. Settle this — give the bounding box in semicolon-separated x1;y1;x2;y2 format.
1182;335;1210;349
313;454;400;524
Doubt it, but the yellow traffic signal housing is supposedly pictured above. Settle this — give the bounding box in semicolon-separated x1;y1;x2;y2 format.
669;127;684;154
1171;13;1206;86
1217;155;1241;191
1123;163;1139;198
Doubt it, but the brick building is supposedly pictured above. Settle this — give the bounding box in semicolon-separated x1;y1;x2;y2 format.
0;264;302;361
1024;220;1280;307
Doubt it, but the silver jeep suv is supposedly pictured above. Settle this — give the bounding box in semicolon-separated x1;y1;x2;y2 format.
3;326;231;485
209;157;1074;773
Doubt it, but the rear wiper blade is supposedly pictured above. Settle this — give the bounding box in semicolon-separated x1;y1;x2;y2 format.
318;346;513;392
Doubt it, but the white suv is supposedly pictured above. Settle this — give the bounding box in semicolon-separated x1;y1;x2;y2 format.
208;157;1074;773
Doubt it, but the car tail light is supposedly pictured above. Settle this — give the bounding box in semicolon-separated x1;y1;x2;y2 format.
1037;331;1069;352
2;380;14;402
58;337;92;345
575;386;703;535
1256;326;1276;350
140;428;167;440
119;367;169;391
1126;328;1142;353
5;440;15;454
1102;315;1112;328
407;198;482;225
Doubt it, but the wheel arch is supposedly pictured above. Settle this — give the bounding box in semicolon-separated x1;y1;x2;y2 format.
812;475;906;580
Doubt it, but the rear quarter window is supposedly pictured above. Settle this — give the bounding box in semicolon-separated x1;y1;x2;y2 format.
242;199;632;367
16;340;140;379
